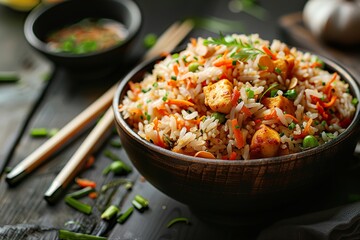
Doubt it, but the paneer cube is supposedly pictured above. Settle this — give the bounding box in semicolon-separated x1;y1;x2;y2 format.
203;79;233;114
262;95;296;116
250;124;281;159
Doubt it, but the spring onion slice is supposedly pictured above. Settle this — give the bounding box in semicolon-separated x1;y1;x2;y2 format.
166;217;190;228
66;187;95;199
117;206;134;224
134;194;149;208
0;71;20;82
101;205;119;220
64;196;92;215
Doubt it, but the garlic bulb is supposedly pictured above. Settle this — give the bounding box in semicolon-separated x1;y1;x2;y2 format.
303;0;360;45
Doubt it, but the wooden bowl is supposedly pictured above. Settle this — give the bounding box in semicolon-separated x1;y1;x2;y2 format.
24;0;142;71
113;55;360;214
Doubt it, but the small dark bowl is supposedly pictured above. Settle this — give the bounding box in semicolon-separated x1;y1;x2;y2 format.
24;0;141;71
113;55;360;215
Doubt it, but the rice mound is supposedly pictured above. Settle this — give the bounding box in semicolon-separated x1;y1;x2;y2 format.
119;34;357;160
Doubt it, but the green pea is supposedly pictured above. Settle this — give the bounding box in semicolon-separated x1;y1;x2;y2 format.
302;135;319;148
188;62;200;72
211;112;226;124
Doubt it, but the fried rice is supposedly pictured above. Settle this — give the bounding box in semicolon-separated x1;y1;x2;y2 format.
119;34;357;160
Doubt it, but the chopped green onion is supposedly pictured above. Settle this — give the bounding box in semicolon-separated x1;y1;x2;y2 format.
64;196;92;215
166;217;190;228
144;33;158;49
172;53;179;59
258;64;267;70
0;71;20;82
171;76;177;80
270;89;278;97
275;67;282;74
162;92;169;102
110;139;122;148
103;161;131;175
103;150;132;172
132;199;144;211
188;62;200;72
211;112;226;124
117;206;134;224
302;135;319;149
58;229;107;240
30;128;48;137
351;98;358;106
101;179;131;193
152;82;158;87
246;88;254;98
259;83;278;102
284;89;297;100
48;128;59;137
66;187;95;199
134;194;149;208
288;122;296;130
321;120;327;127
101;205;119;220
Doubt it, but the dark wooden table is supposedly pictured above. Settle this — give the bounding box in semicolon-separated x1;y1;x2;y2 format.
1;1;360;239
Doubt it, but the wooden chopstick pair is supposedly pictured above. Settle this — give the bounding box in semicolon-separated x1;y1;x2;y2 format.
6;20;194;203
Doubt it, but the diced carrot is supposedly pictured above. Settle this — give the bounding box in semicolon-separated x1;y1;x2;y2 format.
284;114;299;123
294;118;313;140
323;95;337;108
241;105;252;117
191;37;197;47
231;119;245;149
213;58;234;68
75;178;96;188
229;151;237;160
167;80;177;87
167;98;194;108
173;64;179;75
194;151;215;159
84;155;95;169
128;81;141;94
316;102;329;120
231;89;240;106
88;192;98;199
262;46;277;60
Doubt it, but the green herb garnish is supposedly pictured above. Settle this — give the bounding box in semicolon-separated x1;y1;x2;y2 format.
101;205;119;220
203;33;263;62
144;33;158;49
258;83;279;102
284;89;297;100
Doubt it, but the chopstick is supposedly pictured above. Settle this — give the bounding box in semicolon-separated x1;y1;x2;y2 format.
6;20;193;187
43;20;194;203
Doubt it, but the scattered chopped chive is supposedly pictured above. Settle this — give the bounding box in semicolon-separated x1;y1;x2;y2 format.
302;135;319;149
188;62;200;72
110;139;122;148
275;67;282;74
101;179;130;193
58;229;107;240
101;205;120;220
0;71;20;82
279;132;284;137
64;196;92;215
232;60;237;66
143;33;158;49
48;128;59;137
30;128;48;137
134;194;149;208
284;89;297;100
270;89;278;97
103;150;132;172
172;53;179;59
314;120;319;125
171;76;177;80
211;112;226;124
117;206;134;224
141;88;152;93
326;132;335;139
245;88;254;98
259;83;279;102
288;122;296;130
132;199;144;211
321;120;327;127
351;98;358;106
166;217;190;228
152;82;158;87
66;187;95;199
162;92;168;102
103;161;131;175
